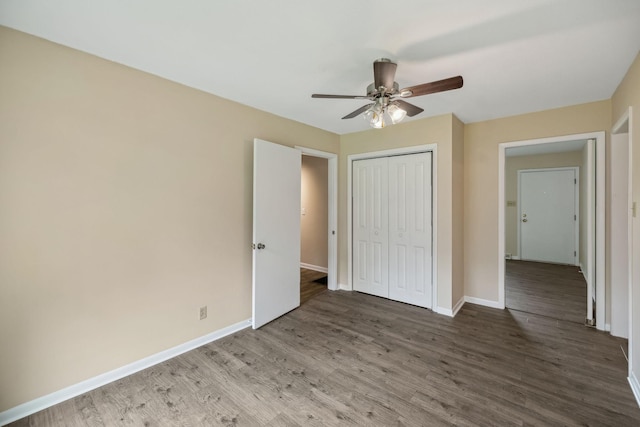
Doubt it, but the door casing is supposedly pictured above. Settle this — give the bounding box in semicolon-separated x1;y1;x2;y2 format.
498;131;605;330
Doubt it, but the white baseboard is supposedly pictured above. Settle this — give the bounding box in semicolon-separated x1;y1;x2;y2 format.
300;263;328;273
629;371;640;408
338;283;351;291
464;296;504;310
452;297;465;316
436;297;464;317
0;318;252;426
511;256;521;260
435;306;453;317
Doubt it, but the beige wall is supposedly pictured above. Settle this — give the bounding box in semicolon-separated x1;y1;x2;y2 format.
339;114;458;311
300;155;328;269
612;52;640;385
0;27;339;411
504;151;583;259
3;21;637;416
464;100;611;302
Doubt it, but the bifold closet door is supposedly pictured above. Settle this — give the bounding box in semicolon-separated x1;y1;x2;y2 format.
388;152;432;308
353;157;389;298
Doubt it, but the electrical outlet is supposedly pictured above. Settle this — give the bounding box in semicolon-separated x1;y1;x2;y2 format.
199;306;207;320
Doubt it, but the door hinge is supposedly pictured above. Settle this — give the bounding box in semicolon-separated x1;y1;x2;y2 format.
574;214;576;221
574;251;577;257
574;178;577;184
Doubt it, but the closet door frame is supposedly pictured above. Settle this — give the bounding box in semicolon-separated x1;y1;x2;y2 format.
347;144;438;309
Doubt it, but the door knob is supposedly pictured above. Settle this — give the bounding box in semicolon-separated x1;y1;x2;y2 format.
257;243;266;249
522;219;528;223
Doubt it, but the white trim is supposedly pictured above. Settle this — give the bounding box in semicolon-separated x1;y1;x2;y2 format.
612;107;634;385
464;296;504;309
296;146;338;291
498;131;605;328
595;136;606;331
613;108;631;134
516;167;580;266
338;283;351;291
629;371;640;408
300;262;328;273
587;139;596;325
452;297;465;316
0;319;251;427
511;256;521;260
435;306;455;317
437;297;464;317
347;144;438;309
498;148;507;309
630;108;635;379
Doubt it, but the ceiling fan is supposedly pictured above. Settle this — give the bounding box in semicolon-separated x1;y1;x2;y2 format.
312;58;463;128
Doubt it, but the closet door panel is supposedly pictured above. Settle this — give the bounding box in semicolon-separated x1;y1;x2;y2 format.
353;158;388;298
389;153;433;308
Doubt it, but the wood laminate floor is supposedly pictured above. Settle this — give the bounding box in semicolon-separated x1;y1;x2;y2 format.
300;268;327;305
506;260;587;324
10;291;639;426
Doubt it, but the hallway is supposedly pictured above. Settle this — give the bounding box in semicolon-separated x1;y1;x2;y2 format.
506;260;587;324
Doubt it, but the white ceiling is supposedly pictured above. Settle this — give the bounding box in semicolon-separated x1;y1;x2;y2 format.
1;0;640;135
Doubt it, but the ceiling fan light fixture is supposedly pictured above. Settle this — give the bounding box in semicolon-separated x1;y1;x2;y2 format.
370;112;385;128
387;103;407;124
311;59;463;129
364;106;385;128
364;99;386;128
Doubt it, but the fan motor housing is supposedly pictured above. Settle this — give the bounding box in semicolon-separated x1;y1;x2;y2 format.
367;81;399;97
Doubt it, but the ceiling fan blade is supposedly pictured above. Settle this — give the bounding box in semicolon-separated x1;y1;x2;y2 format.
342;103;374;119
312;94;370;100
392;99;424;117
373;59;397;92
399;76;463;98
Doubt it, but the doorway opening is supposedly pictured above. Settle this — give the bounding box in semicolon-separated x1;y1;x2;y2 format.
297;147;338;304
498;132;605;329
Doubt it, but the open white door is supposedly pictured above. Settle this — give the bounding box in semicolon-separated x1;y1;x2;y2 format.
252;139;301;329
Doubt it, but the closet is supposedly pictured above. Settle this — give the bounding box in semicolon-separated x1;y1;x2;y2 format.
353;152;433;309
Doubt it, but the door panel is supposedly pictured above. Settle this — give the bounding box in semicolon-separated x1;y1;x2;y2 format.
353;158;388;298
389;153;433;308
519;168;577;265
252;139;301;329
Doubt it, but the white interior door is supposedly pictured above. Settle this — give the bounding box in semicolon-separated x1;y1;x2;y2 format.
353;157;389;298
388;153;433;308
252;139;301;329
519;168;578;265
